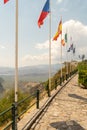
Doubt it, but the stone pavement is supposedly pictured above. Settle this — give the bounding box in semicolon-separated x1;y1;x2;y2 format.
30;74;87;130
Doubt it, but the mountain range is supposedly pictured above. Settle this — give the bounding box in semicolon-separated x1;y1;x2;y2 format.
0;64;61;77
0;64;62;97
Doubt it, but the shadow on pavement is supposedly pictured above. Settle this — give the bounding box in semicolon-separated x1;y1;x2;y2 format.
68;94;87;102
50;120;85;130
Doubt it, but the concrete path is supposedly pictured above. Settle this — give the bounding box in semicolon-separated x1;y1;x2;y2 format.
30;75;87;130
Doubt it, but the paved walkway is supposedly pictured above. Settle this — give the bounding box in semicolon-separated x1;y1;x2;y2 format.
30;75;87;130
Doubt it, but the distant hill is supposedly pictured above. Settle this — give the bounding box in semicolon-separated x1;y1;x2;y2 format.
0;64;62;93
0;64;61;77
0;67;14;75
19;64;60;75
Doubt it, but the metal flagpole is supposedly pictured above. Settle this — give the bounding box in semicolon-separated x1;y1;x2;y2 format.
15;0;18;103
48;0;51;96
65;32;68;75
60;18;62;82
66;49;68;74
12;0;18;129
66;34;69;80
60;34;63;86
60;35;62;78
70;36;72;76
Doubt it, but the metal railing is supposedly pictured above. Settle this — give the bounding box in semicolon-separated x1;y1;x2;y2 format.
0;69;78;130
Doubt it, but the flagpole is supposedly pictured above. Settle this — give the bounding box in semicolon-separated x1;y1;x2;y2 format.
66;49;68;74
15;0;18;102
65;46;68;75
60;36;62;79
60;33;62;85
65;31;68;75
48;0;51;96
70;37;72;76
60;18;62;82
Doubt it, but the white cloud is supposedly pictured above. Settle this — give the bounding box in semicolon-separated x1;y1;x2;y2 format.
21;19;87;66
60;8;68;12
63;20;87;46
57;0;63;3
0;20;87;66
63;20;87;60
0;45;6;49
21;40;62;66
21;53;49;66
35;41;49;49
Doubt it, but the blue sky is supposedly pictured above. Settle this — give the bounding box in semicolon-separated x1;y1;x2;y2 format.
0;0;87;67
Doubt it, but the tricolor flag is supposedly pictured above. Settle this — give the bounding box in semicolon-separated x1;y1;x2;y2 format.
70;43;73;50
61;39;65;46
73;47;75;54
53;20;62;41
67;48;70;52
65;33;67;43
4;0;9;4
38;0;50;28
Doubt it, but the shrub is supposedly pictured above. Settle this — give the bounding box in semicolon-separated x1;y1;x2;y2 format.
78;61;87;88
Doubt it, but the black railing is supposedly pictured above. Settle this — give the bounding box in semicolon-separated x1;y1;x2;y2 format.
0;106;13;130
0;69;78;130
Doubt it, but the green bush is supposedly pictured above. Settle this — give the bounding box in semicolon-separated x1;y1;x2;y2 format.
0;89;29;126
78;61;87;88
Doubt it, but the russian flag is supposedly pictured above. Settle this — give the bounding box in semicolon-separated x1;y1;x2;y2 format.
38;0;50;28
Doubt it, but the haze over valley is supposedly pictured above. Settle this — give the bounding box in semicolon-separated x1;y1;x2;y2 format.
0;64;61;97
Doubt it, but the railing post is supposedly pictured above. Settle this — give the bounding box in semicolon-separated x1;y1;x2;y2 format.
67;74;69;79
60;77;62;85
46;80;50;97
69;73;70;78
48;88;50;97
36;89;39;109
55;80;57;90
66;74;67;80
70;72;72;77
12;102;18;130
62;76;64;82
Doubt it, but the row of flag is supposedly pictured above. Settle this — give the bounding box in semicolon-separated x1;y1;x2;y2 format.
37;0;65;46
4;0;76;99
37;0;76;53
4;0;76;54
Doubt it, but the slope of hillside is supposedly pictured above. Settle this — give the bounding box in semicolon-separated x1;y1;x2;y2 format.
0;64;61;92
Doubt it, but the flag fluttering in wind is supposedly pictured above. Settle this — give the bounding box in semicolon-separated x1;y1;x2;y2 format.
53;20;62;41
67;47;70;52
70;43;73;50
61;39;65;46
4;0;9;4
67;43;74;52
38;0;50;28
73;47;75;54
65;33;67;43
